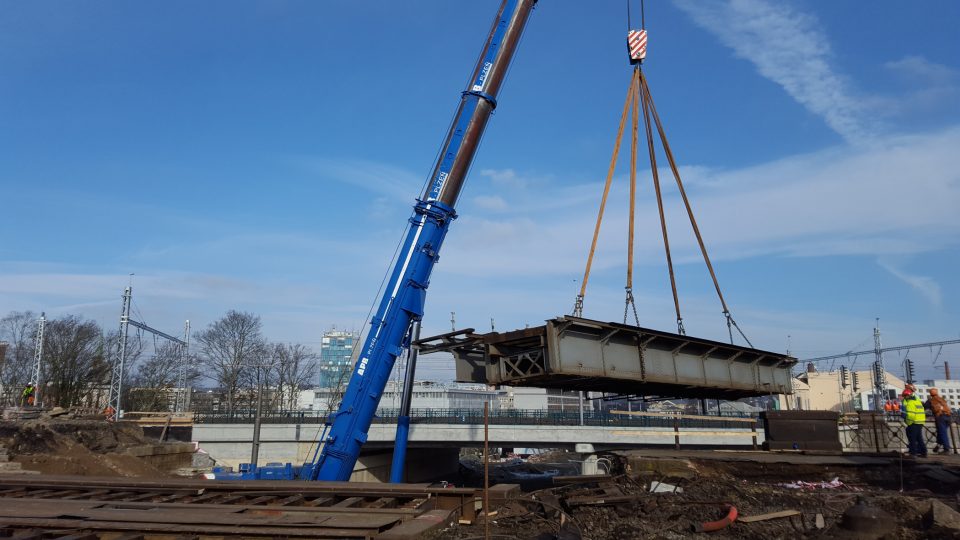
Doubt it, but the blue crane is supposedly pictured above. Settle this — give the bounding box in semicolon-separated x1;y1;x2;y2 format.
209;0;535;483
305;0;537;482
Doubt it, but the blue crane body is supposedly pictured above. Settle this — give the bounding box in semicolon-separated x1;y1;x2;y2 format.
211;0;537;483
308;0;536;482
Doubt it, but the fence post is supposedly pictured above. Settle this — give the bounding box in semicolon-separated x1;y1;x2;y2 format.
673;415;680;450
873;414;882;454
951;415;960;455
751;418;758;451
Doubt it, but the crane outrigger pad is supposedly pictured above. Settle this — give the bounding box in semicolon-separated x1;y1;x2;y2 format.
419;316;795;399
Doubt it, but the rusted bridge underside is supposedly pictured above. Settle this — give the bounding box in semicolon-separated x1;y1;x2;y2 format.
419;316;796;399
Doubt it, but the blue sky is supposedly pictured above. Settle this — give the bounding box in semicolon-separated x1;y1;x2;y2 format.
2;0;959;381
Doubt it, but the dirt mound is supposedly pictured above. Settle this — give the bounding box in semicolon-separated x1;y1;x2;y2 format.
45;419;146;452
0;417;170;478
0;423;60;455
442;454;960;540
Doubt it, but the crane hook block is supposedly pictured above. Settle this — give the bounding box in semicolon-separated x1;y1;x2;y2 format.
628;29;648;64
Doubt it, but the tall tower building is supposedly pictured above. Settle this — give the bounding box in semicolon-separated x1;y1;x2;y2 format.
318;329;358;389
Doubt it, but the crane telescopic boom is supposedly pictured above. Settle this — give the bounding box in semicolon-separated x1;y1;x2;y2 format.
309;0;537;482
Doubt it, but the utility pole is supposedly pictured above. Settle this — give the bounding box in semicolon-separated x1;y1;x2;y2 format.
838;365;849;414
108;288;133;420
451;312;456;332
107;286;189;420
578;391;585;426
251;365;264;467
31;313;46;407
872;318;885;411
175;320;191;413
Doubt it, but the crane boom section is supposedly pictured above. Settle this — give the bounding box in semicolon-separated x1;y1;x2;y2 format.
311;0;536;482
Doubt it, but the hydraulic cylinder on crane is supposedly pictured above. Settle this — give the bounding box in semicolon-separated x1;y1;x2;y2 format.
308;0;537;482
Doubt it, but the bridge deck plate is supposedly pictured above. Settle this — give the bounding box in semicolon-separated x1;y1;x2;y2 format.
0;474;483;539
424;316;796;399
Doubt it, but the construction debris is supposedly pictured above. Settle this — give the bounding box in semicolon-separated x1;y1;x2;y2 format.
922;500;960;534
778;476;859;490
738;509;802;523
649;480;682;493
840;498;896;538
441;449;960;539
693;504;737;533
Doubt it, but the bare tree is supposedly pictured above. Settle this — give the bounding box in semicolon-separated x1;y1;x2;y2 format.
0;311;38;404
43;316;107;407
195;311;266;415
239;344;276;413
272;343;319;411
127;342;199;412
313;362;354;418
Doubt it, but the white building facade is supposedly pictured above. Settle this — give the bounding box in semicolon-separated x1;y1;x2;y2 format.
915;379;960;410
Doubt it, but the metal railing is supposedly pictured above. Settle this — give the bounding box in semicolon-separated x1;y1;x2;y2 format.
840;411;960;454
193;407;757;430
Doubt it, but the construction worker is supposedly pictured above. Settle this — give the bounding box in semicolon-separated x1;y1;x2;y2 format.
901;387;928;457
924;388;952;453
20;383;36;407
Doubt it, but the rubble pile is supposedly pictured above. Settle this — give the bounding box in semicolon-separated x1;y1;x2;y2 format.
442;452;960;540
0;408;182;477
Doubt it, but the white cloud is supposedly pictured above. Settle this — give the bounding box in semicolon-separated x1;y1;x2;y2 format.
472;195;508;212
479;168;525;187
444;127;960;278
673;0;875;143
877;258;943;307
883;55;960;115
885;56;959;86
289;155;425;203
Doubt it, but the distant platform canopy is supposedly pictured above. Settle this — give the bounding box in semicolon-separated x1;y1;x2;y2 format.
417;316;796;399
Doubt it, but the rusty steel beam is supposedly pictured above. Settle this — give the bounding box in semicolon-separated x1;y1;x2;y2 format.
420;316;796;398
0;474;502;539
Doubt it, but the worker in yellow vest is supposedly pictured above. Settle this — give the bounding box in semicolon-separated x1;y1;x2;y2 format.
20;383;36;407
901;387;928;457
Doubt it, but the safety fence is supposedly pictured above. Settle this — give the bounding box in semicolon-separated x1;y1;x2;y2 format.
193;407;757;430
840;411;960;454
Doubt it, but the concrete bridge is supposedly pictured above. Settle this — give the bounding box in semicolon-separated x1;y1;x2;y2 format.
193;419;762;482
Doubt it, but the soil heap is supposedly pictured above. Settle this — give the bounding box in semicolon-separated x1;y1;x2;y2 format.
0;413;171;477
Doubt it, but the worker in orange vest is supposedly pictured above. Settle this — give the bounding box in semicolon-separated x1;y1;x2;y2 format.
924;388;952;453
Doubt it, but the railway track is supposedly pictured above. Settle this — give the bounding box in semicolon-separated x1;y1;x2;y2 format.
0;474;487;539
